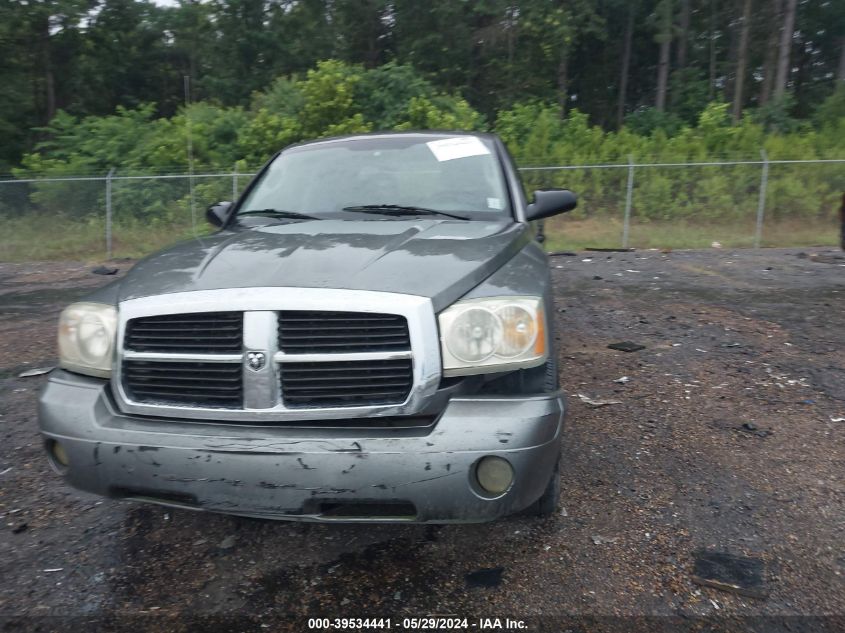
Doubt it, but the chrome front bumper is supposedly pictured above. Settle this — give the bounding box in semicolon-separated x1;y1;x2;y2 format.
38;370;564;523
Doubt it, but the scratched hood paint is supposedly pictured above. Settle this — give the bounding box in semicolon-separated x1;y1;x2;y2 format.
116;218;530;311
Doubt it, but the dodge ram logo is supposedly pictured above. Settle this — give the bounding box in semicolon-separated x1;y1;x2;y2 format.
246;351;266;372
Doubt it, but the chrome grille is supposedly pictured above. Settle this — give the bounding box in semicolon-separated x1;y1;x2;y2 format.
278;311;410;353
125;312;242;353
123;360;243;408
113;288;439;422
280;359;413;408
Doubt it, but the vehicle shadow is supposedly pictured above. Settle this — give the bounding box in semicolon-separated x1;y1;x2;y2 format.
109;495;563;620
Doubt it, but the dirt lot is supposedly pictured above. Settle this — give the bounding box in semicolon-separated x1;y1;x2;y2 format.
1;248;844;632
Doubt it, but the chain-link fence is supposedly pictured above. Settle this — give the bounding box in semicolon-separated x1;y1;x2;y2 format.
523;157;845;252
2;158;843;261
0;171;253;261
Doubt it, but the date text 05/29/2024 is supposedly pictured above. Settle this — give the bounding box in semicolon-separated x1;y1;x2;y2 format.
307;617;529;630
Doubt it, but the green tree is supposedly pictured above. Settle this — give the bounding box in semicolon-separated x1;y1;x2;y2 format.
2;0;845;173
71;0;181;116
519;0;604;114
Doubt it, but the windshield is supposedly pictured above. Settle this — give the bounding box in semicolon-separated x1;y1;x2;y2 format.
237;135;512;219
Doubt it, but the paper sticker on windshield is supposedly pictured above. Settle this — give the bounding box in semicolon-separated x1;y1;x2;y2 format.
427;136;490;162
487;197;504;210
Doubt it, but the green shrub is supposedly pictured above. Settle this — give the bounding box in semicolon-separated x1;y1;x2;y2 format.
7;59;845;233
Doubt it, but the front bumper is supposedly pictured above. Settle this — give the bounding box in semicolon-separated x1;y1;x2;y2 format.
38;370;564;523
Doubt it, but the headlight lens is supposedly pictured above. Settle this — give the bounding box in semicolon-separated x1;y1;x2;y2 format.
445;307;502;362
58;302;117;378
496;305;537;357
439;297;546;376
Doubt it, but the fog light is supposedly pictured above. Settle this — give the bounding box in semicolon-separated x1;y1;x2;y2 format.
46;439;69;472
475;456;514;495
52;442;69;466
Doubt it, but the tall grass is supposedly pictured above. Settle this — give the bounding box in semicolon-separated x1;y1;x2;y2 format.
0;212;839;263
542;216;841;251
0;214;202;262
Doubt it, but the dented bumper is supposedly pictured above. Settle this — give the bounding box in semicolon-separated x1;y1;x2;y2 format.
38;370;564;523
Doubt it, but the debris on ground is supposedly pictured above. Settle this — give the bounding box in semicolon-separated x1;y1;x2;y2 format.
218;535;237;550
807;253;845;264
91;266;119;275
738;423;772;438
17;367;54;378
607;341;646;353
831;417;845;423
465;567;504;588
0;467;12;475
11;523;27;534
577;394;623;407
591;535;618;545
691;550;767;598
613;376;631;384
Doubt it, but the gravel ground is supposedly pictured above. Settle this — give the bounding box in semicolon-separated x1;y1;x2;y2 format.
1;248;844;632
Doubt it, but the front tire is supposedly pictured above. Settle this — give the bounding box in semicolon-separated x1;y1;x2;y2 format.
536;457;561;517
522;455;560;518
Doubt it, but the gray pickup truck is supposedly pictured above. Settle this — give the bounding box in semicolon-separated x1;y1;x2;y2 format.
38;132;576;523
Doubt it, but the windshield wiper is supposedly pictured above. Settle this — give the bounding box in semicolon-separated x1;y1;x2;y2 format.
342;204;469;221
238;209;321;220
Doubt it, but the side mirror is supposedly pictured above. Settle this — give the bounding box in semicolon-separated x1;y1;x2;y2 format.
206;201;234;227
526;189;577;222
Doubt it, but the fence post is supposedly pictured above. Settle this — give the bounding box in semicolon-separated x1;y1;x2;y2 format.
105;167;115;259
622;154;634;249
754;149;769;248
184;75;198;237
232;162;238;201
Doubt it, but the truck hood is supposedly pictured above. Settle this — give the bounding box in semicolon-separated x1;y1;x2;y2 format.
116;218;531;311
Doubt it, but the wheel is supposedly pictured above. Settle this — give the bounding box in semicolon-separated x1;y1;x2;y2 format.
521;455;560;518
534;456;561;517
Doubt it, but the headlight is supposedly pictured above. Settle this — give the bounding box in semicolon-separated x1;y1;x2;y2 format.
439;297;546;376
445;307;502;362
58;302;117;378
